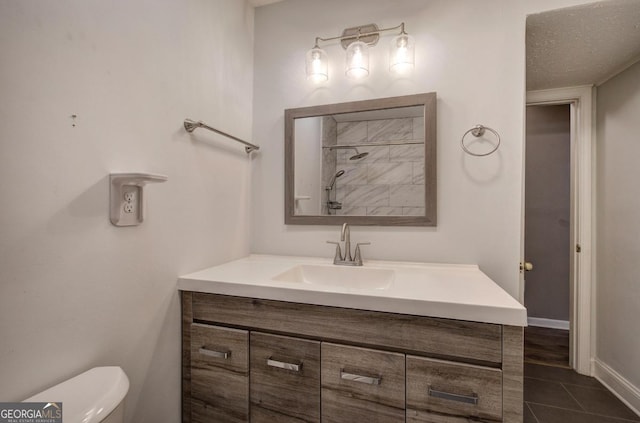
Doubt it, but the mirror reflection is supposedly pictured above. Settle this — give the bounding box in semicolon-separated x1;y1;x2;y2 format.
285;92;436;226
294;106;425;217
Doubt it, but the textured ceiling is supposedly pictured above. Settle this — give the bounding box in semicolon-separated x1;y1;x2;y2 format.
527;0;640;90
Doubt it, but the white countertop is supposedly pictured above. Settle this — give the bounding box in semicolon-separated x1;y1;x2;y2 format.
178;254;527;326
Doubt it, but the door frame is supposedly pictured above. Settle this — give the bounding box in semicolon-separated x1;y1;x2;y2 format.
525;85;595;376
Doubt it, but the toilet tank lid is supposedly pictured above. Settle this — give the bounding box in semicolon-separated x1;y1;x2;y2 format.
24;366;129;423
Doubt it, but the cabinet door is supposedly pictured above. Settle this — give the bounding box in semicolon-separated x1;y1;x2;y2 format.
321;343;405;423
190;323;249;423
250;332;320;422
406;355;502;422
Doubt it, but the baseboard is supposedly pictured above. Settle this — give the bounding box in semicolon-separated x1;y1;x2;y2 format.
594;359;640;417
527;317;570;330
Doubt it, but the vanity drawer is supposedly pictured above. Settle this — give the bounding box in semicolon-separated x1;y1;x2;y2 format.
250;332;320;422
321;343;405;423
191;323;248;372
406;355;502;422
190;323;249;423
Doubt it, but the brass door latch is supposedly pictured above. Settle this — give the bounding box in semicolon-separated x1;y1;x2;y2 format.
519;262;534;272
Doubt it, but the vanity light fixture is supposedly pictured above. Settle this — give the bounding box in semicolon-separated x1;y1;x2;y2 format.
305;46;329;83
306;22;414;82
345;40;370;79
389;32;415;74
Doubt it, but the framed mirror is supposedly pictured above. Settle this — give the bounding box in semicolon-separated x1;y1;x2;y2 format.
285;92;436;226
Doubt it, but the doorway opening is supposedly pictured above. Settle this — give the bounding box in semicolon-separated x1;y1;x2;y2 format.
524;104;571;368
524;87;594;376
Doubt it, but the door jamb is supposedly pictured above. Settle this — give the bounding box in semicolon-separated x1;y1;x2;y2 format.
525;85;595;376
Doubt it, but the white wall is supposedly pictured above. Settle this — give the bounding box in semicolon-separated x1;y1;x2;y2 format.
0;1;254;422
251;0;592;298
596;60;640;404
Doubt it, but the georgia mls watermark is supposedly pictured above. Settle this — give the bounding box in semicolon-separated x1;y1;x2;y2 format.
0;403;62;423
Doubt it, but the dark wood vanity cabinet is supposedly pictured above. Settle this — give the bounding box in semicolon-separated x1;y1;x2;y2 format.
189;324;249;423
321;343;405;423
406;356;503;422
181;292;523;423
250;332;321;422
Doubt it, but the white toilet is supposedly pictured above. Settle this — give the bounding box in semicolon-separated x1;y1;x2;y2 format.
25;366;130;423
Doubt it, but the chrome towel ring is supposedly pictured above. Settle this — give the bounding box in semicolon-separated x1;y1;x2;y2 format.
461;124;500;157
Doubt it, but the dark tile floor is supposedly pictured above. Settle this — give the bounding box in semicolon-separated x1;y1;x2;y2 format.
523;327;639;422
524;362;640;422
525;326;570;368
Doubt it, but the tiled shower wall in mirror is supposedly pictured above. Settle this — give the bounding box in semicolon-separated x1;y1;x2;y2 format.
322;117;425;216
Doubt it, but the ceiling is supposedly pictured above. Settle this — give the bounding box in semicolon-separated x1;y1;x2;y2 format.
527;0;640;90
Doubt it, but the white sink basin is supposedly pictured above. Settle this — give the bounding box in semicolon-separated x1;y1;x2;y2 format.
272;264;395;290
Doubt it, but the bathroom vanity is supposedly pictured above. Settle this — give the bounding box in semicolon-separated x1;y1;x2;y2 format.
179;255;527;423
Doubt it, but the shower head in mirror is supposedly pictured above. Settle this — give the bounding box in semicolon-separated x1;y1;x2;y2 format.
349;149;369;160
329;146;369;160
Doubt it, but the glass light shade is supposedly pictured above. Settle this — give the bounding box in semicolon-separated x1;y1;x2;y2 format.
345;41;369;79
389;34;415;75
305;47;328;82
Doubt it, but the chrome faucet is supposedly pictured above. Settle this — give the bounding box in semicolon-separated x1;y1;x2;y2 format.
327;223;370;266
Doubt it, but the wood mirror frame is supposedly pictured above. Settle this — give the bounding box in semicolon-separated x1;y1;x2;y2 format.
284;92;437;226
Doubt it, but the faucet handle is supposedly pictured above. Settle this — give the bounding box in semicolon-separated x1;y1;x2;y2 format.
326;241;343;263
353;242;371;266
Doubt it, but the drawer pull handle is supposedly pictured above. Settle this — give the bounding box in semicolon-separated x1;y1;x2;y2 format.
199;347;231;359
428;386;478;405
340;371;381;385
267;358;302;372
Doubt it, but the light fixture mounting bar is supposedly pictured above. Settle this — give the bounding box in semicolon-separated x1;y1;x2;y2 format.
340;24;380;49
314;22;406;49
